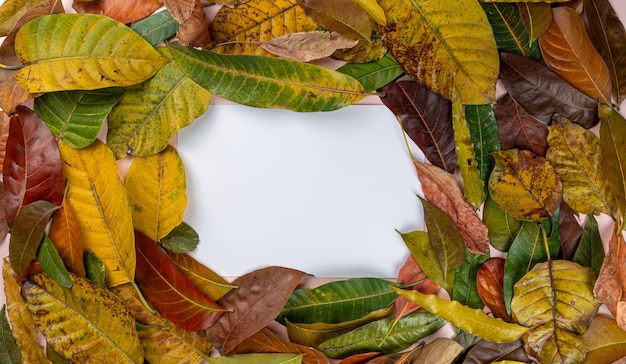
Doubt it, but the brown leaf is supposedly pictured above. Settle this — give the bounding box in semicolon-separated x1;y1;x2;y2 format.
176;0;211;48
413;160;490;254
300;0;371;41
476;257;509;322
206;266;307;355
163;0;195;23
234;328;331;364
73;0;163;23
48;198;85;277
558;201;583;261
494;93;549;157
593;224;626;330
539;6;611;105
394;254;440;318
260;31;358;62
337;352;381;364
331;37;387;63
463;339;529;364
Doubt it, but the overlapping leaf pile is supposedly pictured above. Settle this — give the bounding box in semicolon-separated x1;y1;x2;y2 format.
0;0;625;363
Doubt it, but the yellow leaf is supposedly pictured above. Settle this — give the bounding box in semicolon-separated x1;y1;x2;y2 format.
452;97;484;207
348;0;386;26
125;145;187;241
210;0;317;55
59;140;135;287
169;253;236;301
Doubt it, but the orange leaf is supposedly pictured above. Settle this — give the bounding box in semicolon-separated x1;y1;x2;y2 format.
176;0;211;47
476;257;509;322
394;254;440;318
73;0;163;23
49;198;86;277
235;328;331;364
594;223;626;330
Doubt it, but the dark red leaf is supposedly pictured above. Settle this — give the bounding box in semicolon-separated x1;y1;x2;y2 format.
134;231;227;332
3;106;64;227
380;80;457;173
558;201;583;260
494;93;549;156
394;254;440;318
499;52;599;129
206;266;307;355
463;339;529;364
476;257;509;321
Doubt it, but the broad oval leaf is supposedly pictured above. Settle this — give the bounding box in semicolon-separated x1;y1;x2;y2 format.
169;252;236;301
15;13;170;92
23;272;143;363
37;234;72;289
494;93;549;157
134;231;227;332
379;0;499;104
277;278;398;325
481;2;542;61
489;149;562;221
59;140;136;288
49;198;86;277
582;315;626;364
235;328;331;364
161;222;199;254
107;47;211;158
539;6;611;105
476;257;509;321
72;0;163;24
34;87;126;148
546;115;616;215
336;52;403;93
599;104;626;221
409;337;464;363
260;31;358;63
169;42;366;111
463;339;529;364
3;105;64;227
125;145;188;241
300;0;371;41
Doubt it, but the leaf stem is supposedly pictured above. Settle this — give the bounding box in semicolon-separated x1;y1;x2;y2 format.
0;62;23;70
396;115;414;161
541;223;551;263
130;281;156;314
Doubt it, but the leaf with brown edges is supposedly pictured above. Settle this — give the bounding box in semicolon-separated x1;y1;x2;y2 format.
476;257;509;321
176;0;210;47
234;328;331;364
518;2;551;43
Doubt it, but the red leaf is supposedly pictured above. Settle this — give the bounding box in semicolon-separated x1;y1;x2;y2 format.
73;0;163;24
134;231;227;331
3;106;64;227
206;266;307;355
494;94;548;157
337;352;381;363
476;257;509;322
394;254;440;318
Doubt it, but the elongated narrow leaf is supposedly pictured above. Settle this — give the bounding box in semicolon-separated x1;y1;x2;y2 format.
511;261;599;363
210;0;317;55
15;13;170;92
49;198;85;277
260;31;358;63
573;215;604;278
593;225;626;325
336;53;403;92
34;88;125;148
37;234;72;288
59;140;136;288
131;9;179;47
169;252;236;301
599;104;626;220
483;195;522;252
453;248;489;309
392;287;528;343
108;47;211;159
207;353;304;364
539;7;612;105
517;2;551;44
318;312;445;358
135;231;227;332
547;115;616;215
583;315;626;363
452;97;484;207
0;305;21;364
235;328;331;364
398;230;450;294
481;2;542;61
3;105;64;227
277;278;398;325
169;42;366;111
465;104;500;197
379;0;499;104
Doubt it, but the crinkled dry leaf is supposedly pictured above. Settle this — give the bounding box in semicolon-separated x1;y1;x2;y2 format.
176;0;211;47
163;0;194;23
260;31;358;62
409;337;463;364
594;226;626;330
494;93;549;157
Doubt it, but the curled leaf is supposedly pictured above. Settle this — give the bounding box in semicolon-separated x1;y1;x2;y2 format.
260;31;358;62
49;199;86;277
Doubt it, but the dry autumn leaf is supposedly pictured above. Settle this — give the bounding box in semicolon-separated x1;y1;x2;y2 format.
73;0;162;23
48;199;85;277
593;225;626;330
260;31;358;62
300;0;371;41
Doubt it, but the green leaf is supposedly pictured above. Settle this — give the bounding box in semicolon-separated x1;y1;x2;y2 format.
573;215;604;278
453;98;484;207
392;287;528;343
378;0;499;104
510;260;599;363
131;9;179;47
318;312;446;358
483;195;522;252
465;104;500;198
84;250;106;288
0;305;22;364
15;14;170;92
108;47;211;159
37;234;72;289
336;53;403;92
454;248;489;309
277;278;398;325
34;88;125;149
160;222;199;254
206;353;304;364
599;104;626;221
168;42;366;112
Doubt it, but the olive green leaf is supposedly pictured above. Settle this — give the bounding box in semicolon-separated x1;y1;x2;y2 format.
511;260;600;363
378;0;499;104
454;248;489;309
206;353;304;364
336;52;403;92
465;104;500;198
0;305;22;364
483;195;522;252
453;97;485;207
168;42;366;111
15;14;170;92
160;222;199;254
37;234;72;289
107;47;211;159
599;104;626;221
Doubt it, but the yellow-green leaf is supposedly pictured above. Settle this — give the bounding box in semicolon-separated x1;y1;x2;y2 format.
107;47;211;159
452;97;484;207
125;145;187;241
15;13;169;92
391;287;528;343
546;116;616;215
349;0;386;25
599;104;626;221
23;273;143;363
488;149;562;221
583;315;626;364
206;353;304;364
378;0;499;104
210;0;317;56
59;140;135;288
0;0;46;36
169;253;236;301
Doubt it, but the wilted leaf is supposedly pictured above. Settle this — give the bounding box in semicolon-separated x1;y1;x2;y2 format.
413;161;490;254
169;252;236;301
380;80;456;173
378;0;499;104
599;104;626;221
409;337;464;364
483;195;522;252
24;272;143;363
489;149;562;221
518;2;552;44
207;266;307;354
0;305;21;363
59;140;136;288
336;53;402;92
465;104;500;197
169;42;366;112
135;231;227;331
131;9;179;47
476;257;509;321
499;52;599;128
392;287;528;343
582;315;626;364
210;0;317;55
3;105;64;227
494;93;549;157
49;198;85;277
235;328;331;364
511;260;600;363
300;0;371;41
593;227;626;329
176;0;211;48
454;248;489;309
260;31;358;62
481;2;542;61
463;339;529;364
573;215;604;278
73;0;162;23
318;312;445;358
15;13;170;92
84;250;106;288
37;234;72;288
34;87;125;149
539;6;611;105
